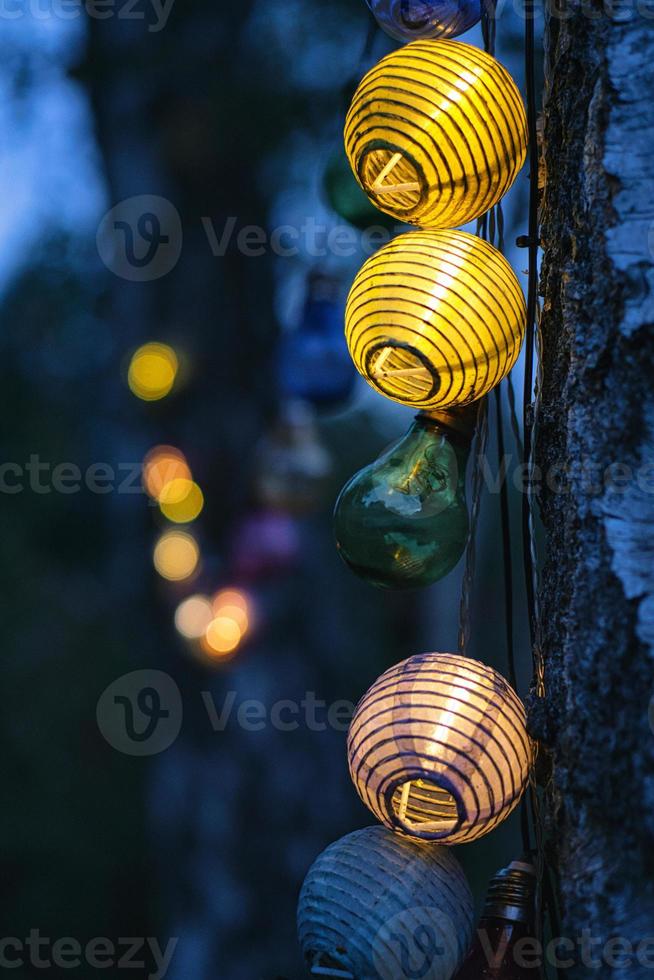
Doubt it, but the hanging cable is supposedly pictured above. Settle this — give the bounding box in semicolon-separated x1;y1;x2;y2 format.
457;398;489;656
522;0;540;656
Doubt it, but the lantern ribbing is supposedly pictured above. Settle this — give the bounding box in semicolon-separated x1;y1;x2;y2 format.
345;39;527;229
298;825;474;980
347;652;533;845
345;229;526;411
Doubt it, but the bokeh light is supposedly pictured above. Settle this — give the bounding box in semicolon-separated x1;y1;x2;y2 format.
143;446;192;500
153;530;200;582
174;595;214;639
128;342;179;401
159;478;204;523
203;616;242;658
212;588;251;633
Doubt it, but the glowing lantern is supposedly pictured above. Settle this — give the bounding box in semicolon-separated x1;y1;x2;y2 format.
345;229;526;411
345;39;527;229
347;652;532;845
128;342;178;401
153;530;200;582
297;826;474;980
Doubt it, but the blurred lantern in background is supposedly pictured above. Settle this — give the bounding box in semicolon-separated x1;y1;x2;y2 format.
323;149;398;234
365;0;483;42
212;589;252;633
158;478;204;524
143;446;192;500
174;588;256;665
200;588;254;662
231;511;301;581
277;273;356;409
334;410;474;590
153;529;201;582
174;594;214;640
128;342;179;401
254;401;332;514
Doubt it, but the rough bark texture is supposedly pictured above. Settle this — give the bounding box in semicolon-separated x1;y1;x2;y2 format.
540;0;654;974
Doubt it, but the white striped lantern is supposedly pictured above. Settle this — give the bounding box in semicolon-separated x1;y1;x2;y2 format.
347;653;532;845
297;825;474;980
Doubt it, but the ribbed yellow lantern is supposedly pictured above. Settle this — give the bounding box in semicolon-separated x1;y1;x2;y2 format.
347;652;532;845
345;39;527;229
346;229;526;411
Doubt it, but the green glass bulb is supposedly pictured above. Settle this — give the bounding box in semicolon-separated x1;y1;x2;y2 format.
323;149;398;233
334;414;472;590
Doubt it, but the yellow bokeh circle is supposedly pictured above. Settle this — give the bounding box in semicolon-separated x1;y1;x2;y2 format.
153;530;200;582
203;616;242;658
159;479;204;523
128;343;179;401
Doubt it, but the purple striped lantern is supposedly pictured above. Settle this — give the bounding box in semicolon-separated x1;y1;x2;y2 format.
348;652;532;845
297;825;474;980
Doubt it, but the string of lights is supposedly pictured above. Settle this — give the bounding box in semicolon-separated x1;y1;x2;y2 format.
298;3;547;976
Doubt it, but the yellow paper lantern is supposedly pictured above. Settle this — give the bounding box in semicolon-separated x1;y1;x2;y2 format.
346;228;526;410
345;39;527;229
347;652;532;845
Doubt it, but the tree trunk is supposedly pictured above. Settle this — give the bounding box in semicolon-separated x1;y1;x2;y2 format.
539;1;654;974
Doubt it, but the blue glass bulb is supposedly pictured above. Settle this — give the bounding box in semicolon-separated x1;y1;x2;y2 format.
365;0;482;41
277;274;356;408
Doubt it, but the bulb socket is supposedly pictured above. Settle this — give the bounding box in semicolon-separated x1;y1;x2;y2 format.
483;859;537;924
418;402;481;445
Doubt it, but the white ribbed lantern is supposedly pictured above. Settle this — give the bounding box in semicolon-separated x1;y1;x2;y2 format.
297;825;474;980
348;653;532;845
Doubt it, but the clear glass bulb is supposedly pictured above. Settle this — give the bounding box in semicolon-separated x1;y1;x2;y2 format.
334;415;471;589
366;0;483;44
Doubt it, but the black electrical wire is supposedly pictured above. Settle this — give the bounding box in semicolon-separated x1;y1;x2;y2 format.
522;0;540;653
496;383;532;857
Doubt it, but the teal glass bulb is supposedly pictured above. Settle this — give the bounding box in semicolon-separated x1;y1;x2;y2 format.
334;414;472;589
